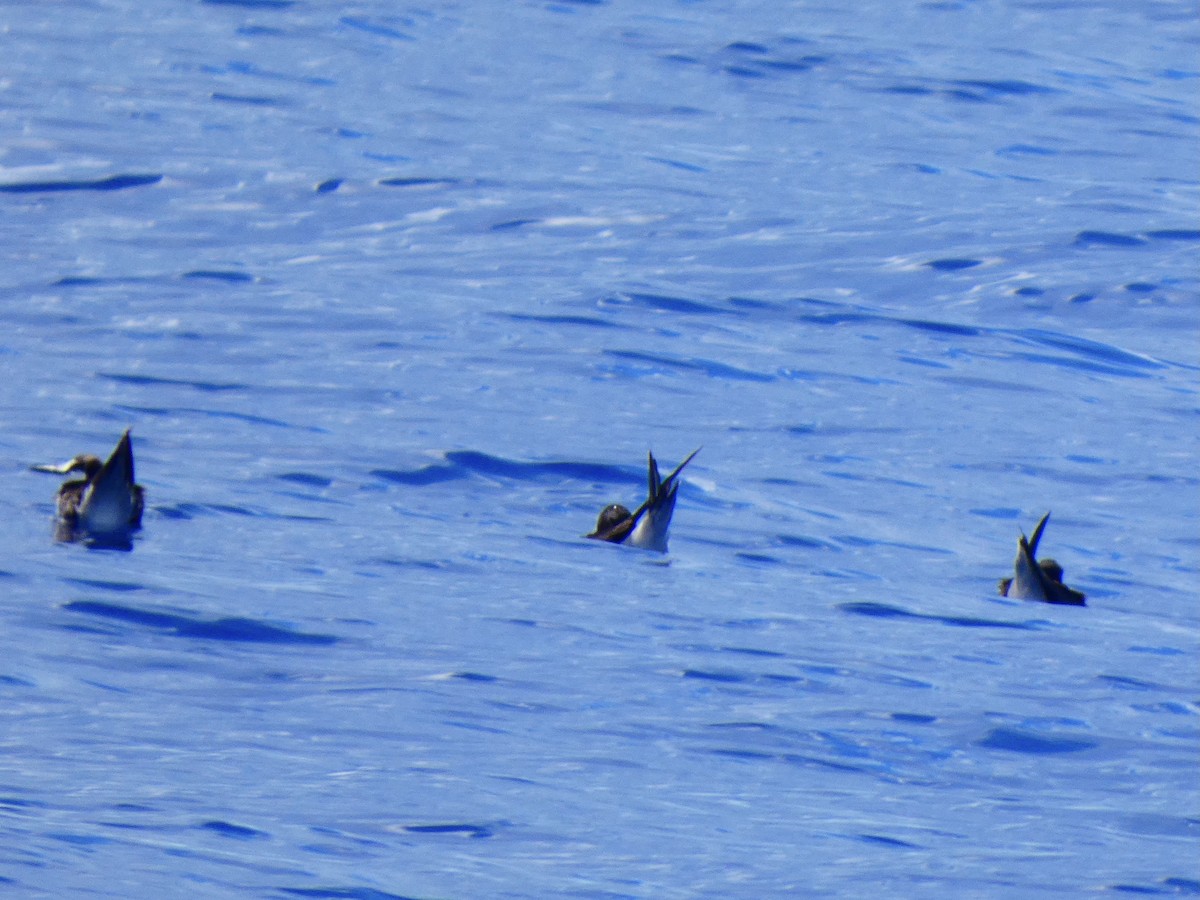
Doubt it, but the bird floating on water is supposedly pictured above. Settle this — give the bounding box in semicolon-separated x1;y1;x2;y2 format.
998;511;1085;606
31;429;144;541
587;448;699;553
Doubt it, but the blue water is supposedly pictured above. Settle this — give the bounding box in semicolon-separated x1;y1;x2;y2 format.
2;1;1197;896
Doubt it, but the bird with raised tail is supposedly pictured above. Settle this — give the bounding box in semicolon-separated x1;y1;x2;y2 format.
587;449;699;553
998;511;1085;606
32;429;145;540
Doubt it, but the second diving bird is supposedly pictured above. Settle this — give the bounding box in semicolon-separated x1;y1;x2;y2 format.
31;429;145;541
998;511;1085;606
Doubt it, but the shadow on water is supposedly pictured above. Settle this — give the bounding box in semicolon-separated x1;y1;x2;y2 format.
277;887;428;900
0;173;162;193
584;292;1188;380
975;727;1097;755
63;600;337;645
837;601;1044;631
81;534;136;552
372;450;638;487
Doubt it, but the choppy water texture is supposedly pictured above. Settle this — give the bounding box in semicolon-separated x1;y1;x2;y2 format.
2;1;1198;896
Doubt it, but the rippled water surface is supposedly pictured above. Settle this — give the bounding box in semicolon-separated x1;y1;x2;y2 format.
2;1;1198;896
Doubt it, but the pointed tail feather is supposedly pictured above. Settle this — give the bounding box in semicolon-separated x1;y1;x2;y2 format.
1028;511;1050;559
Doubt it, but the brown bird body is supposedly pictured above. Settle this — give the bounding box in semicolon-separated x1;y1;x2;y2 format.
998;512;1085;606
32;430;144;540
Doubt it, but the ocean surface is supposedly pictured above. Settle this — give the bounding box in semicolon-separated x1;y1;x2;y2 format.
2;1;1197;896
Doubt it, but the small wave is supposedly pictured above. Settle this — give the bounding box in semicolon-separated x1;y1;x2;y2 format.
448;671;498;683
0;173;162;193
735;551;785;566
53;275;130;287
998;143;1059;158
677;644;787;659
682;668;746;683
339;16;414;42
950;78;1059;98
710;747;776;762
1012;329;1167;372
682;668;802;686
675;40;829;80
1105;878;1200;896
64;600;337;645
838;601;1039;630
604;349;773;382
761;56;826;74
1074;230;1146;247
1010;350;1150;379
63;578;144;593
162;407;313;429
884;84;935;97
856;833;921;849
445;450;630;483
98;372;246;392
279;888;423;900
976;727;1096;755
1145;229;1200;241
400;822;493;839
1124;282;1158;294
780;753;873;775
199;820;267;840
924;257;982;272
890;713;937;725
210;92;284;106
203;0;294;10
373;451;632;487
503;312;624;329
899;317;982;337
370;463;462;486
1096;674;1164;692
775;534;840;551
378;176;460;189
181;270;253;283
488;218;539;231
647;155;708;173
607;291;730;315
276;472;333;489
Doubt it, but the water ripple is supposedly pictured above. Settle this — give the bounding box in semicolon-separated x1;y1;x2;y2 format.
374;451;634;487
279;889;423;900
976;727;1097;755
604;349;774;382
63;601;338;645
0;173;162;193
99;373;247;393
838;602;1043;631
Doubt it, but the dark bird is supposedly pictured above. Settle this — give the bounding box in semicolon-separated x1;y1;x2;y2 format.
588;449;699;553
31;429;145;540
998;511;1085;605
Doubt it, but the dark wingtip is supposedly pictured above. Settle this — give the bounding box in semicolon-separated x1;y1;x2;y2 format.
660;447;700;490
647;451;661;500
